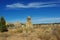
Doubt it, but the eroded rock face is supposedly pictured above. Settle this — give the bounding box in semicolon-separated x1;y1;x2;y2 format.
14;21;21;28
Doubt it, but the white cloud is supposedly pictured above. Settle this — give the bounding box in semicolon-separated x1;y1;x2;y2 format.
6;2;60;8
32;17;60;23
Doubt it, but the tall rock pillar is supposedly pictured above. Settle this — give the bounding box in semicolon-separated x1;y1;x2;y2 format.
24;16;33;33
25;16;33;28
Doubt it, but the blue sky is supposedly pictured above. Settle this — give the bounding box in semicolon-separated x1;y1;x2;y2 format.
0;0;60;24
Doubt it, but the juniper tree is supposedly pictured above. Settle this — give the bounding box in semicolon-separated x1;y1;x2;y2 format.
0;16;8;32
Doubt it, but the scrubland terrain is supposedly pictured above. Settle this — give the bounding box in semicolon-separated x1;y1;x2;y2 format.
0;25;60;40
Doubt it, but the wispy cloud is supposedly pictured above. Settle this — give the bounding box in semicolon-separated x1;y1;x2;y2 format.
32;17;60;23
6;2;60;8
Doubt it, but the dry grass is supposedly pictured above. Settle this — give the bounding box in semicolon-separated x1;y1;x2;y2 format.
0;25;60;40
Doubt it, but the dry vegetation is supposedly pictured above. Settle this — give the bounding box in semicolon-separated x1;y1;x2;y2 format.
0;24;60;40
